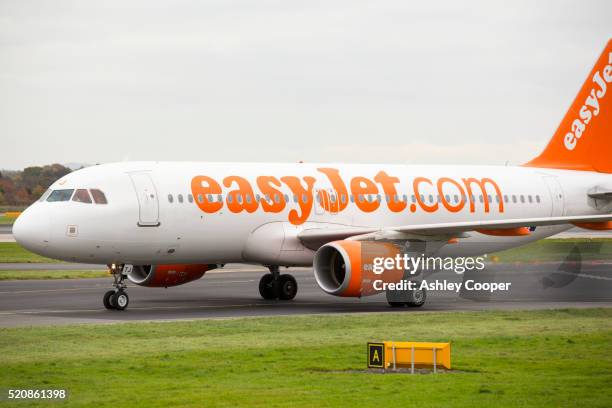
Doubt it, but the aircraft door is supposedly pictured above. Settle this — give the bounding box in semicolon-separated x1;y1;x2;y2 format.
542;176;565;217
128;172;160;227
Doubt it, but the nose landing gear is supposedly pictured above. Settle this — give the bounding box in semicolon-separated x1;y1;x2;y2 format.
103;264;130;311
259;265;298;300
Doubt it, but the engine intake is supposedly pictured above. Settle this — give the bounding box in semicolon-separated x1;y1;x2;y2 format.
313;240;403;297
127;264;216;287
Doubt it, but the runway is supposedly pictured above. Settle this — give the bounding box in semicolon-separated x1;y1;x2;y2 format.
0;224;13;242
1;263;611;327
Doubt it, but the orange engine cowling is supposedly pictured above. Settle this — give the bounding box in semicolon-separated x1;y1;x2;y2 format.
313;240;404;297
127;264;216;287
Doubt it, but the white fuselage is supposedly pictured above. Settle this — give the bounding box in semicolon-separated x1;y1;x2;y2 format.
13;161;611;266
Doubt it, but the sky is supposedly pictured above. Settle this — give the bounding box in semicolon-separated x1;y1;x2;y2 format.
0;0;610;170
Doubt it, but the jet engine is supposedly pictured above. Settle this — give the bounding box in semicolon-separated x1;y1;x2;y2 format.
127;264;217;287
313;240;403;297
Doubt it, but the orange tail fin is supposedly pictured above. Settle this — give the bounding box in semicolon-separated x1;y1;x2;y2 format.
525;39;612;173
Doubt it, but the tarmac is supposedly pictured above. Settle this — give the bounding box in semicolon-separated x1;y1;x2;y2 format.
1;222;610;327
1;263;610;327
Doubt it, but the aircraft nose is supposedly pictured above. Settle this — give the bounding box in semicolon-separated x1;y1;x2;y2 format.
13;206;51;254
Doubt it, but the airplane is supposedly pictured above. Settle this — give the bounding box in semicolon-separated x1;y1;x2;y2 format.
13;39;612;311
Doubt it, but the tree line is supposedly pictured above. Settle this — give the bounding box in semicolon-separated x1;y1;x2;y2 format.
0;164;72;206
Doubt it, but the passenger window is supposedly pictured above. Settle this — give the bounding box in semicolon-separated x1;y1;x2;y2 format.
479;195;483;203
341;194;347;203
178;194;184;203
90;189;108;204
487;194;492;203
454;194;459;203
520;195;525;203
168;194;174;203
536;195;541;203
246;195;252;204
72;189;92;203
274;194;280;203
512;195;517;203
445;194;450;202
284;194;289;203
47;189;75;202
188;194;194;203
528;195;533;203
428;195;434;203
198;194;204;203
504;195;508;203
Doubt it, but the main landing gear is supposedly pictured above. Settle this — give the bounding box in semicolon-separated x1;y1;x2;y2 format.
103;264;130;311
386;286;427;308
259;266;298;300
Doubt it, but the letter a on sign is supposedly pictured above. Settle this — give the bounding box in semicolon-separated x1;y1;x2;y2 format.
368;343;385;368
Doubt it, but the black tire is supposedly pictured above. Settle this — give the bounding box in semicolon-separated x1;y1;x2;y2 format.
259;274;277;300
112;290;129;311
278;274;298;300
407;288;427;307
388;302;405;308
103;290;116;310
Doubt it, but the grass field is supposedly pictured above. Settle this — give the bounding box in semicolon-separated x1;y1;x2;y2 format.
493;238;612;262
0;270;107;280
0;215;15;225
0;309;610;407
0;243;60;263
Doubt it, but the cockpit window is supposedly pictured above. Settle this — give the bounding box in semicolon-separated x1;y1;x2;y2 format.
47;189;75;202
73;189;92;203
90;189;108;204
38;189;52;202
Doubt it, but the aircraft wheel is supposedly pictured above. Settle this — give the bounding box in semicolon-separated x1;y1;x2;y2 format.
407;288;426;307
112;290;129;311
278;274;298;300
259;274;277;300
103;290;116;310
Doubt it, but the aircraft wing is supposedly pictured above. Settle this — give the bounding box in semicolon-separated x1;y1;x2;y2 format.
588;187;612;200
297;214;612;249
